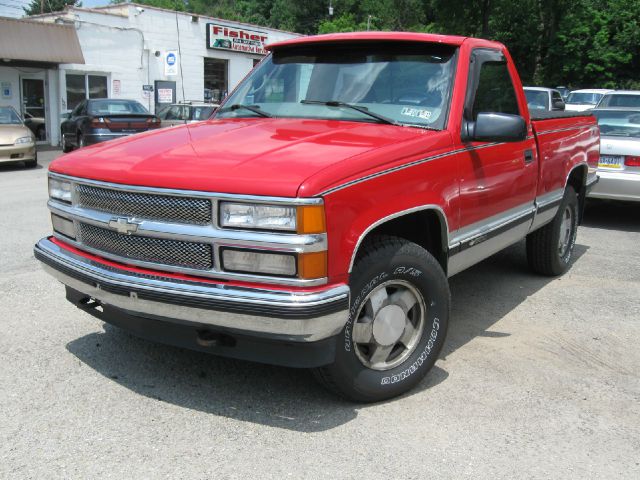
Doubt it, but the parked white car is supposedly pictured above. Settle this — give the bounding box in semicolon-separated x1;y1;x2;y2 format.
588;107;640;202
565;89;614;112
596;90;640;108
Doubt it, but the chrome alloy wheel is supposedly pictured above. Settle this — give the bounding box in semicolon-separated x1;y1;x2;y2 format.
558;205;573;257
352;280;427;371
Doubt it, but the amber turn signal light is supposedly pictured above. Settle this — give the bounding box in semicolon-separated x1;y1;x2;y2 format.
296;205;326;234
298;251;327;279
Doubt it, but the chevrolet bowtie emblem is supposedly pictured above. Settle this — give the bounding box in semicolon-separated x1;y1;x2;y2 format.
108;217;139;235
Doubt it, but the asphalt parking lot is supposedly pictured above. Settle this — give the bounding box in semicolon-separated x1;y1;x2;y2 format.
1;149;639;479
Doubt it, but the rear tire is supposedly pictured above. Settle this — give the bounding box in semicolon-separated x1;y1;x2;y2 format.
527;186;579;276
313;235;450;402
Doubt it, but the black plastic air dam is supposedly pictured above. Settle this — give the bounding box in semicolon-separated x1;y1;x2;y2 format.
65;287;337;369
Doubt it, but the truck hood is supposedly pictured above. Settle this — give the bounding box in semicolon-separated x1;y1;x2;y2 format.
50;118;434;197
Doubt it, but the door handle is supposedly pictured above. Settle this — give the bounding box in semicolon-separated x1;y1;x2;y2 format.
524;149;534;164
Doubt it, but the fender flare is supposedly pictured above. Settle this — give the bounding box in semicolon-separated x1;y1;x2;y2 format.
347;205;449;273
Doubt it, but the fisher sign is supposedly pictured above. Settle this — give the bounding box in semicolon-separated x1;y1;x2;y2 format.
206;24;268;55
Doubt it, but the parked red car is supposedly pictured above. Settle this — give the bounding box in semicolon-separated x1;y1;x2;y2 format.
36;33;599;402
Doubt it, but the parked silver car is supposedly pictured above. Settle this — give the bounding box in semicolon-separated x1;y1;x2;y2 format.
588;107;640;202
156;101;218;128
524;87;565;112
596;90;640;108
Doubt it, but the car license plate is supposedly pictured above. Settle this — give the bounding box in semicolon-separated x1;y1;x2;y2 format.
598;155;623;169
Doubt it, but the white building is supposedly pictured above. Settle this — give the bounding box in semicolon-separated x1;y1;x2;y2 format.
0;3;300;146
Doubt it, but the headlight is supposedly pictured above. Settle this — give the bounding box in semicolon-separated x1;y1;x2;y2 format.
219;202;325;234
48;177;72;203
220;202;297;231
15;136;33;145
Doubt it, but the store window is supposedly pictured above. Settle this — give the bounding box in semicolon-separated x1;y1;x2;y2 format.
65;73;108;110
204;58;228;103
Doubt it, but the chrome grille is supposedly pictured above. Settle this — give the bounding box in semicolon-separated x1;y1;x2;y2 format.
78;223;213;270
76;184;212;225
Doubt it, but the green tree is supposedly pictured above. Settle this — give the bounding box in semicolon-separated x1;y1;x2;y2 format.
106;0;640;89
23;0;81;16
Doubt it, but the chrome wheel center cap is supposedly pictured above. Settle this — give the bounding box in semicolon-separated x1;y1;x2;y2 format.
372;305;406;346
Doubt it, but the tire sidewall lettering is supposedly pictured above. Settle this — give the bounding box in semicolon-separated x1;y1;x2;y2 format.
342;259;447;390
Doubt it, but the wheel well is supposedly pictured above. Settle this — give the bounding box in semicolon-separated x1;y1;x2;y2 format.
354;209;448;273
567;164;587;222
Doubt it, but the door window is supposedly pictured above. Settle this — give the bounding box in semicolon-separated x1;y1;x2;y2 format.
66;74;108;110
66;74;86;111
21;78;47;141
71;100;85;117
88;75;108;99
471;60;519;119
204;58;228;103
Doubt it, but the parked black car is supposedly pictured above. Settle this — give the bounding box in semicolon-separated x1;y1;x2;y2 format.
61;99;160;152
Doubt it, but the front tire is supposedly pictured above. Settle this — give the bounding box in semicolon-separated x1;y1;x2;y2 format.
24;152;37;168
313;235;450;402
526;186;579;276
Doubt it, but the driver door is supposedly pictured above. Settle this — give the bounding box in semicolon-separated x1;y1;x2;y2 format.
449;48;538;274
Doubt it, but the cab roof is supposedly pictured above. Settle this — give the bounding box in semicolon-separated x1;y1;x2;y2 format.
266;31;500;50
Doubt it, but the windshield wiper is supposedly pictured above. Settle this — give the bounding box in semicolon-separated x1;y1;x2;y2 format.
300;99;439;130
301;99;400;126
219;104;272;118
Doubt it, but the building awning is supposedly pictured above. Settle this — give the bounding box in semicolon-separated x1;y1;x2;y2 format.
0;17;84;65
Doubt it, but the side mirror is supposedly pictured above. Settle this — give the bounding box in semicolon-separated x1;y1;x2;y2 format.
552;100;565;111
60;112;71;120
464;112;527;142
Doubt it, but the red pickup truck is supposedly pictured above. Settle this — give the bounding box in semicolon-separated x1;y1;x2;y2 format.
35;32;599;402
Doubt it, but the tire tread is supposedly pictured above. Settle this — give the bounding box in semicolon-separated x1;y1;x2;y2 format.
313;234;448;402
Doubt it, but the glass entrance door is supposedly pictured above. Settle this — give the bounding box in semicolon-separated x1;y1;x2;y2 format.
21;78;47;142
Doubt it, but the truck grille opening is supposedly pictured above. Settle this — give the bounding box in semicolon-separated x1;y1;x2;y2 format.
78;223;213;270
76;184;212;225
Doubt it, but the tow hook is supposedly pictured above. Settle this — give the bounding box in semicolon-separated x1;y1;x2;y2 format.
196;330;235;348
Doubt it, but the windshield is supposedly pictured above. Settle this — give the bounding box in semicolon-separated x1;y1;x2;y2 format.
566;92;603;105
217;42;457;129
525;90;549;110
88;100;149;115
0;106;22;125
599;94;640;108
593;110;640;137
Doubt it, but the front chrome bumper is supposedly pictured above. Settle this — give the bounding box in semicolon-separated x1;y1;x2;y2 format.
0;143;36;162
34;238;349;342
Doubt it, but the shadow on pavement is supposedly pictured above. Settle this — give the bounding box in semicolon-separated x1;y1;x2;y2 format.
583;199;640;233
0;162;43;172
66;240;586;431
446;241;587;359
66;327;448;432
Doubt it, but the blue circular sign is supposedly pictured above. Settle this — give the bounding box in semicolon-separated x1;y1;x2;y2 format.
166;53;176;65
